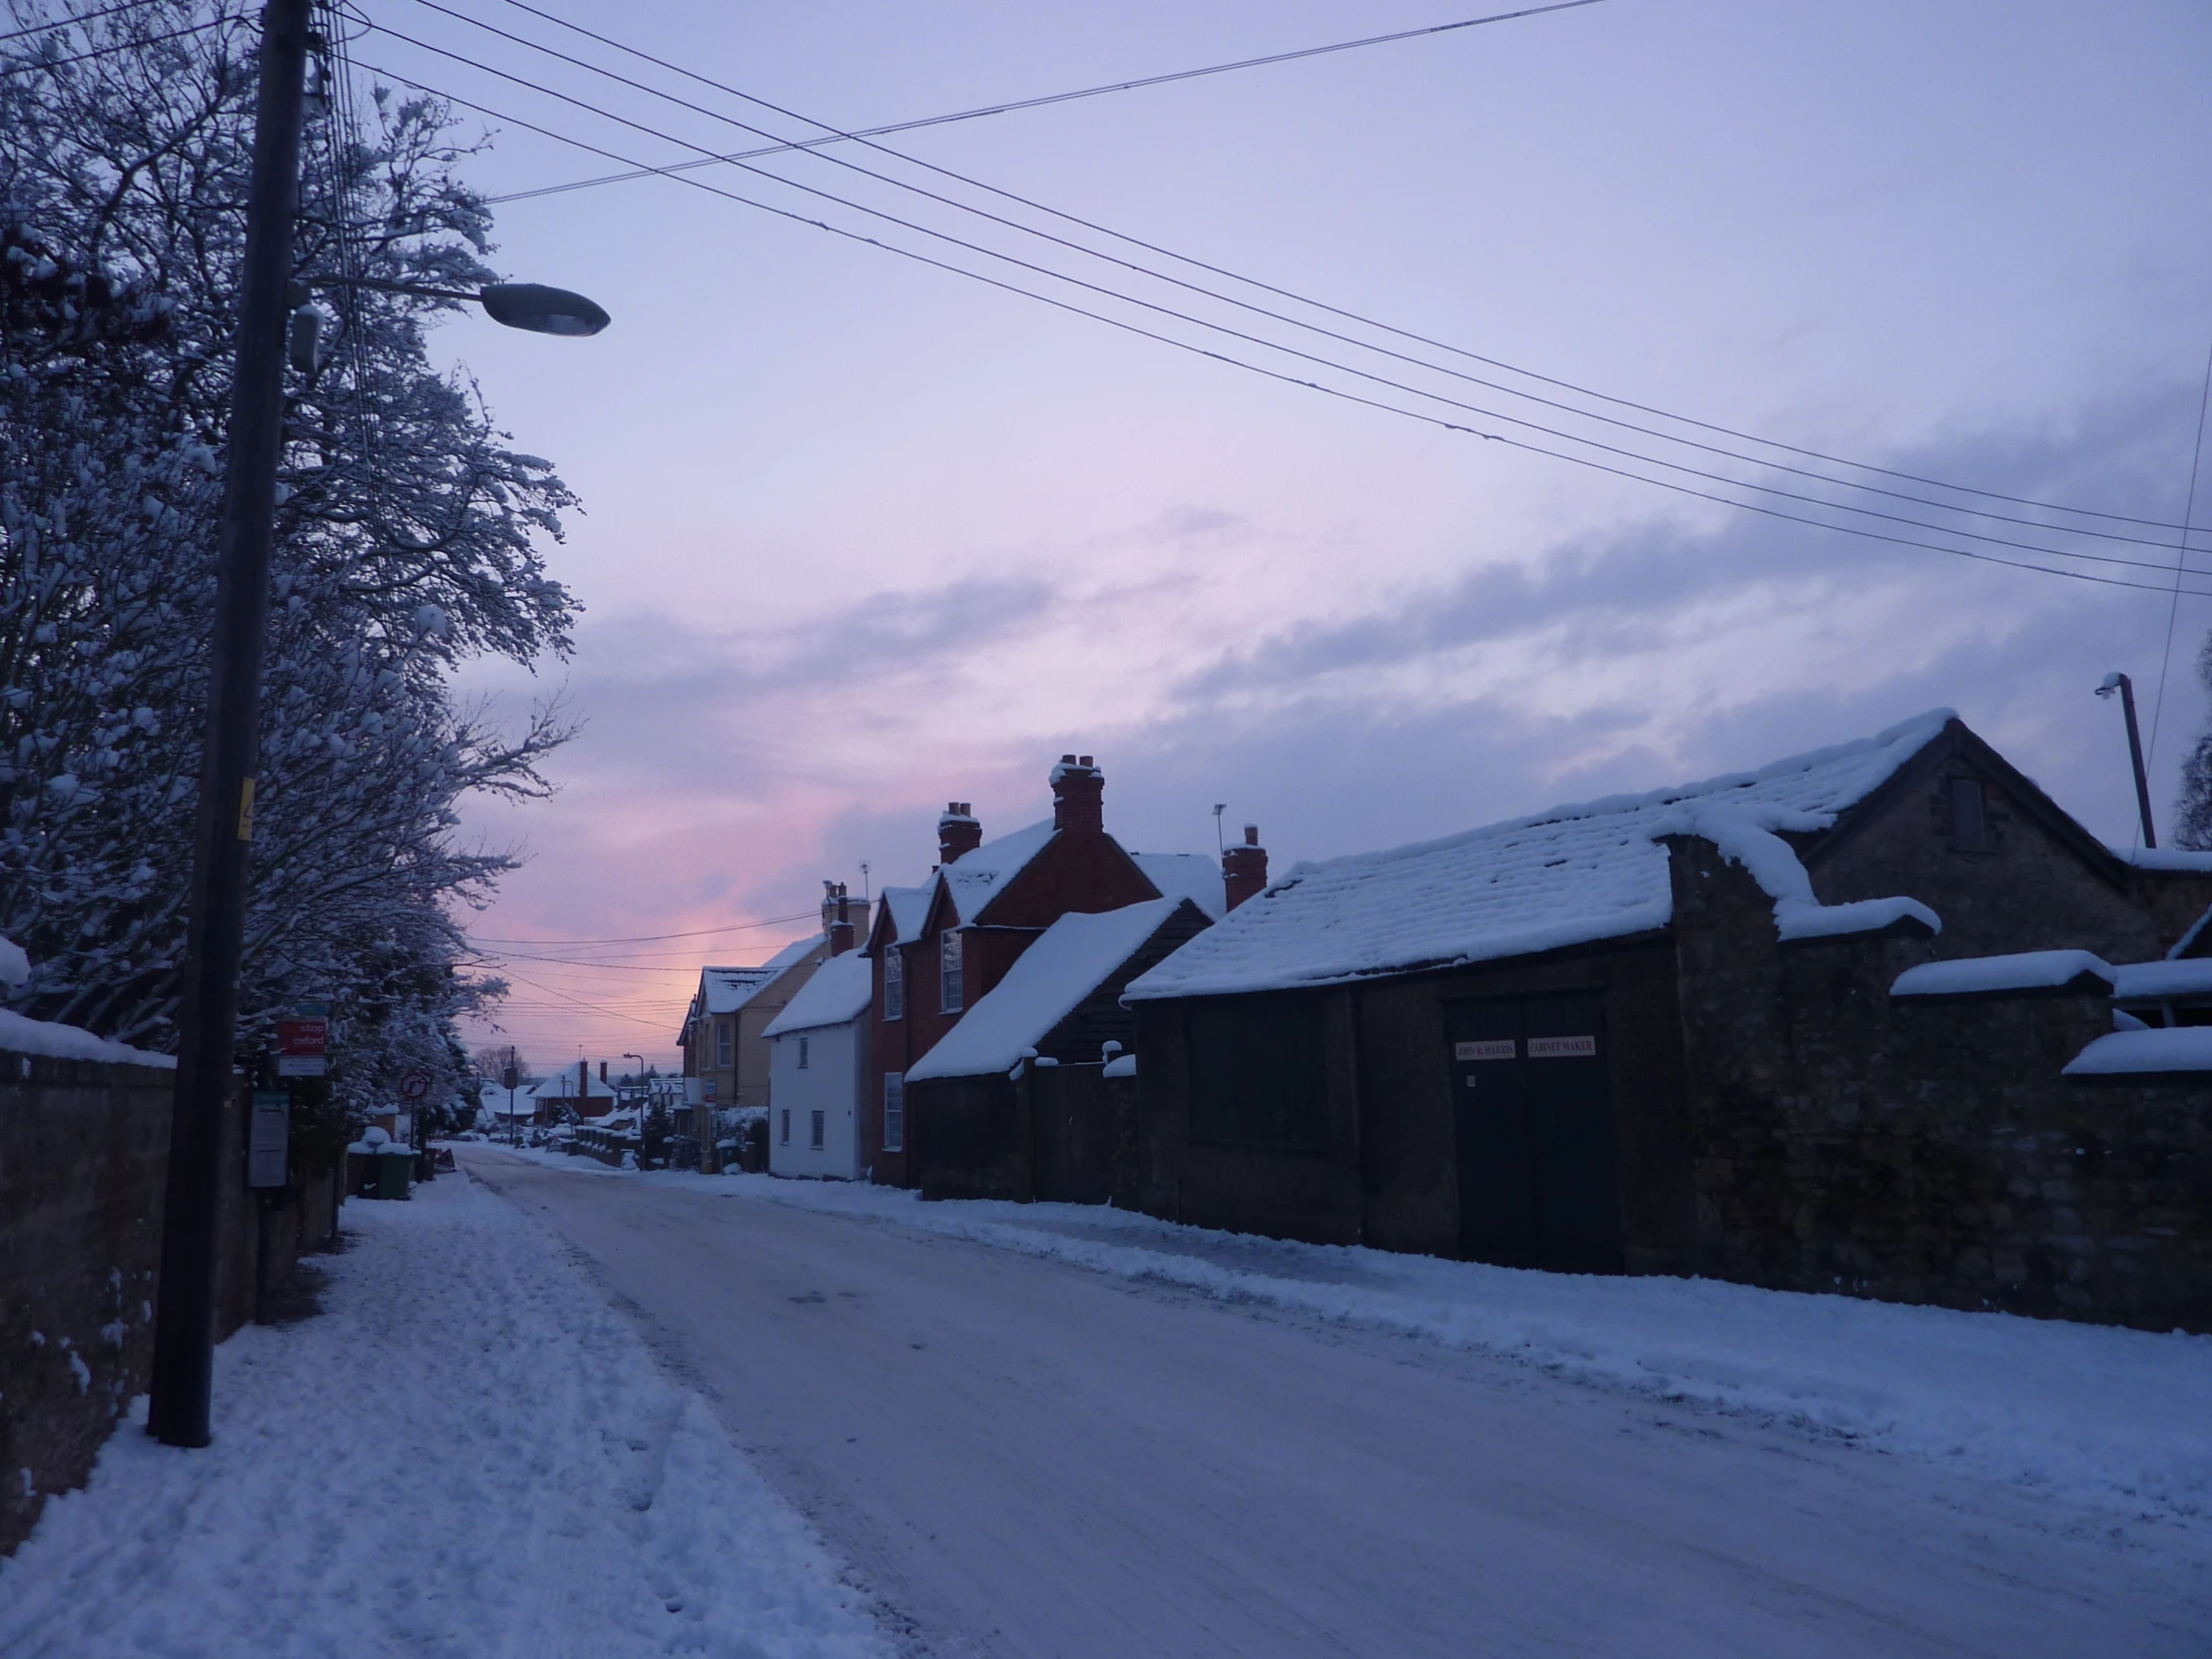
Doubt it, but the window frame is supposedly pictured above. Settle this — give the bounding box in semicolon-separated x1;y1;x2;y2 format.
882;948;904;1020
779;1107;791;1145
882;1071;905;1152
939;928;964;1014
715;1018;732;1069
798;1035;810;1070
1948;776;1989;851
810;1109;826;1150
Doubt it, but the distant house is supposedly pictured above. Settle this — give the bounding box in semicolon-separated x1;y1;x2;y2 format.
862;756;1246;1187
903;895;1212;1201
678;936;825;1113
764;948;872;1180
523;1060;620;1123
1124;711;2212;1330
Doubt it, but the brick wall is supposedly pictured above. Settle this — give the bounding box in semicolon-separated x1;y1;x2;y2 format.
1;1052;328;1555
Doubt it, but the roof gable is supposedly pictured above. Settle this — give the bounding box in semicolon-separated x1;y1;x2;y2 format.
764;951;872;1036
907;897;1194;1080
1126;711;1957;1001
937;819;1057;926
1130;851;1225;920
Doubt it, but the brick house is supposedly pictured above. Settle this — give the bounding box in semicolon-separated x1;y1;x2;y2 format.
861;756;1236;1187
1122;710;2212;1329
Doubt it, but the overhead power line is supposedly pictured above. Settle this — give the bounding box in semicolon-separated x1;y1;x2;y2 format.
0;0;170;46
468;907;820;945
419;0;2192;558
351;36;2209;592
478;1;1607;207
0;14;225;74
470;0;2193;539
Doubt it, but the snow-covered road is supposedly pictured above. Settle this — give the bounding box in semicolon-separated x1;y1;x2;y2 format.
464;1147;2211;1658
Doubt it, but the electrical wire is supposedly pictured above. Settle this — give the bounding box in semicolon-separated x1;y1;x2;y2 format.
468;908;820;945
0;0;170;46
476;0;2196;538
352;37;2209;586
478;2;1605;205
431;0;2200;557
0;13;223;73
2146;340;2212;778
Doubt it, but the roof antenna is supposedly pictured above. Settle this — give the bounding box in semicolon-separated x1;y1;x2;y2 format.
1212;804;1228;857
859;860;871;902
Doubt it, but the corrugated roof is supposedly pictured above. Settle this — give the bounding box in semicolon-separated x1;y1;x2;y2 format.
1127;711;1955;1001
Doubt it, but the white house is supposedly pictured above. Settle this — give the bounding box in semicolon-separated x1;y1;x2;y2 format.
763;949;871;1180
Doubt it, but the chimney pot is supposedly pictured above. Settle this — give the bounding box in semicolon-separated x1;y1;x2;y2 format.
937;801;983;865
1049;753;1106;835
1224;824;1269;911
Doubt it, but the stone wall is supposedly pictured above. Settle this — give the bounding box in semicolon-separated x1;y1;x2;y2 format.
1;1052;331;1555
1669;837;2212;1331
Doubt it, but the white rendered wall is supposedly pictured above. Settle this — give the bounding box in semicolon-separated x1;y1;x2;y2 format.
768;1016;864;1180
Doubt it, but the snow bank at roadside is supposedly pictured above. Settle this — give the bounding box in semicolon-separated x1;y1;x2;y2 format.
486;1148;2212;1534
0;1168;893;1658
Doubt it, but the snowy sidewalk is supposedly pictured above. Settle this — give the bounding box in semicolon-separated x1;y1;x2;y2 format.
497;1145;2212;1545
0;1168;893;1659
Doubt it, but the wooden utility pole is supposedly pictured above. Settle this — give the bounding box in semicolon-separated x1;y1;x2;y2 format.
148;0;313;1449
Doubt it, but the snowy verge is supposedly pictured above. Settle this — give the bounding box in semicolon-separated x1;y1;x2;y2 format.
483;1147;2212;1541
0;1168;893;1659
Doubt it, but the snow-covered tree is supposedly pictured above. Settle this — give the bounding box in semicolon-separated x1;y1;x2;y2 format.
1;2;576;1110
2175;632;2212;850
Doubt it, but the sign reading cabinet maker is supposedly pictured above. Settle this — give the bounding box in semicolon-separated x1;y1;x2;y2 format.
1527;1034;1597;1058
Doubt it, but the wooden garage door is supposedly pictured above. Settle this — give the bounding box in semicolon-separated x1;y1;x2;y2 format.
1444;992;1622;1273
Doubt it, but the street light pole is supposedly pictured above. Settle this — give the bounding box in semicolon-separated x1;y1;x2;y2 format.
2096;673;2158;849
146;5;609;1449
148;0;312;1451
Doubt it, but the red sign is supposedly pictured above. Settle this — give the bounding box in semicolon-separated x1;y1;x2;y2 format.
398;1070;430;1101
276;1016;327;1058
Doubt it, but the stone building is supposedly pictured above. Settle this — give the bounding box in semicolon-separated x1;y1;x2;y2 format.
1122;711;2212;1330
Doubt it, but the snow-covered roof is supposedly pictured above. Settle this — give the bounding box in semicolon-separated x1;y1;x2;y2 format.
2062;1027;2212;1077
0;1007;173;1068
907;897;1188;1082
764;951;872;1037
697;936;820;1016
876;883;934;947
1131;851;1226;920
2170;904;2212;961
2111;959;2212;1002
1127;712;1956;1001
525;1070;618;1099
1891;951;2117;1000
939;819;1056;924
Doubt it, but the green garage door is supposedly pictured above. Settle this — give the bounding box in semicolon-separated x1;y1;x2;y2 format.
1444;992;1621;1273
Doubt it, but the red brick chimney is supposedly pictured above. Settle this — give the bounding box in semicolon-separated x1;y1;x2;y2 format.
937;802;981;865
598;1060;607;1084
830;882;856;956
1050;755;1104;835
1224;823;1268;911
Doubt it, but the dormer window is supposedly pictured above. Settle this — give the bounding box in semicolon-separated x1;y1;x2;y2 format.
940;929;964;1013
883;948;904;1019
1948;778;1988;850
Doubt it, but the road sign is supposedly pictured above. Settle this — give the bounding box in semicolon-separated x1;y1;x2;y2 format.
247;1091;289;1188
398;1070;430;1101
276;1003;328;1078
500;1064;519;1092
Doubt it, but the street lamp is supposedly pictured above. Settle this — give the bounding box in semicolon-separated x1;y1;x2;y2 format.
149;0;608;1450
291;276;610;352
621;1051;647;1161
2095;673;2158;849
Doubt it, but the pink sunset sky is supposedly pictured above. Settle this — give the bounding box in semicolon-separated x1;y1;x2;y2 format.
355;0;2212;1070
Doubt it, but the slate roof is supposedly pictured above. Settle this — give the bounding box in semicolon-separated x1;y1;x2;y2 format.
1126;711;1957;1001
